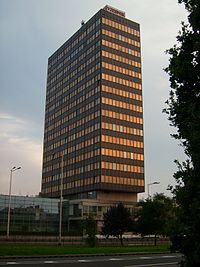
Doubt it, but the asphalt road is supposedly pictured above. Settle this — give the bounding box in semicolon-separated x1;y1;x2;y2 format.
0;253;181;267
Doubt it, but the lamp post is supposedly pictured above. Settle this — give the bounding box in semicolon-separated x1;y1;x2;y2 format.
147;181;160;199
7;166;21;239
51;153;55;198
58;152;64;245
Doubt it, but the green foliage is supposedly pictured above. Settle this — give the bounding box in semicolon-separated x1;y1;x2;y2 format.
164;0;200;265
101;203;133;246
136;194;175;246
164;3;200;167
83;215;97;247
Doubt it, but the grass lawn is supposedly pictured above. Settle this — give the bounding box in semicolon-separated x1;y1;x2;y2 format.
0;244;170;256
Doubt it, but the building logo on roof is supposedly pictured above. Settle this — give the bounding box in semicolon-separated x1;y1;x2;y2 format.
103;5;125;17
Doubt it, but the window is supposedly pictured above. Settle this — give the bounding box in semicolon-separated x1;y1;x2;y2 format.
113;163;116;170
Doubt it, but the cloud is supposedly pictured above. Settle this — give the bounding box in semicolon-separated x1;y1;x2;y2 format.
0;113;42;196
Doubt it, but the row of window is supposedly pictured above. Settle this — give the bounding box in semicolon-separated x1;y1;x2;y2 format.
102;161;144;173
48;49;100;89
102;134;144;148
102;73;142;90
44;146;100;166
102;17;140;37
44;129;144;166
0;196;59;210
61;59;100;88
71;41;100;64
45;112;100;143
65;161;100;177
101;175;144;186
60;118;100;140
70;35;97;58
102;121;143;137
82;205;106;216
47;79;142;119
67;137;98;158
47;53;100;103
69;148;100;165
102;39;140;58
46;84;63;104
45;103;142;142
48;51;80;84
102;28;140;48
85;30;100;46
102;97;143;113
102;50;141;68
102;109;143;124
44;117;61;132
102;147;143;161
43;175;101;193
68;110;100;131
47;30;139;86
44;123;100;153
63;52;100;79
67;128;100;145
47;56;141;115
43;173;144;194
47;73;100;107
61;60;100;88
44;110;143;151
45;100;100;133
60;88;100;115
47;96;99;126
77;19;100;43
42;186;54;194
44;138;143;174
45;125;99;153
44;156;100;174
44;143;144;170
44;135;99;163
48;19;101;69
55;59;100;88
48;61;63;77
102;61;141;79
102;84;142;101
62;73;100;95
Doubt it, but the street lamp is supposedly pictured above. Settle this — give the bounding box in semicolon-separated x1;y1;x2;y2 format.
51;153;56;198
58;152;64;245
147;181;160;199
7;166;21;239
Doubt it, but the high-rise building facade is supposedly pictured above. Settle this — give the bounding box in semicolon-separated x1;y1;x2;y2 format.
41;6;144;205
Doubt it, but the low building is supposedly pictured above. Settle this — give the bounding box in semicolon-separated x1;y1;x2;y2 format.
0;194;136;234
0;195;62;234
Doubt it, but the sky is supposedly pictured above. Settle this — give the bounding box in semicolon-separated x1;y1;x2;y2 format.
0;0;188;199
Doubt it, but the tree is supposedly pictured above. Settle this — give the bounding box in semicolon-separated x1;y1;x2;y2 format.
153;194;176;238
164;0;200;265
136;194;175;246
83;215;97;247
101;203;132;246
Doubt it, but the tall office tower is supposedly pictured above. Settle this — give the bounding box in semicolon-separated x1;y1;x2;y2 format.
41;6;144;205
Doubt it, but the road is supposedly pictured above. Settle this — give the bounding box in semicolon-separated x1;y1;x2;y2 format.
0;253;181;267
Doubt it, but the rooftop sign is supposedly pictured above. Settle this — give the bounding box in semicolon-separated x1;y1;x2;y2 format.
103;5;125;17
